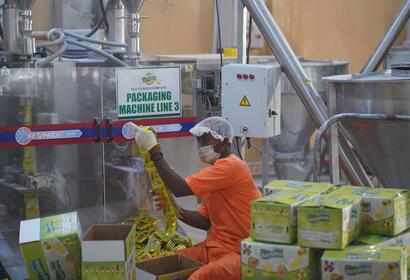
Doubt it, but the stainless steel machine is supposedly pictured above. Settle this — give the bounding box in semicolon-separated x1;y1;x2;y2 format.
0;1;201;278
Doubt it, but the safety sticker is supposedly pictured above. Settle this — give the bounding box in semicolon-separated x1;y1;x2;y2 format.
240;95;251;107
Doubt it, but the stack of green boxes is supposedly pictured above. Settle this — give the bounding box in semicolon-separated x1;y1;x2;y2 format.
241;181;410;280
242;181;334;279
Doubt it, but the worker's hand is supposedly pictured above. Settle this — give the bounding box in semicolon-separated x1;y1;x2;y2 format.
126;122;158;151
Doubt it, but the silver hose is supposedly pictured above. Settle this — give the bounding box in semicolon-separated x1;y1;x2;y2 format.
66;39;128;67
62;30;127;48
37;29;67;67
36;29;65;48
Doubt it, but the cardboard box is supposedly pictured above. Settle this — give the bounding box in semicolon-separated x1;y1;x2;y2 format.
321;246;407;280
263;180;334;196
297;191;362;249
336;186;408;236
82;224;136;280
251;189;319;244
354;230;410;275
136;254;202;280
241;237;319;280
19;211;82;280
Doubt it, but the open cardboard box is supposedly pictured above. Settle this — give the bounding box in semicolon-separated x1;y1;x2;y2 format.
82;224;136;280
136;254;202;280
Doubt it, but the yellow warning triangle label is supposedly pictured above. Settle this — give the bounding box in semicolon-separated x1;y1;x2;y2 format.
240;95;251;107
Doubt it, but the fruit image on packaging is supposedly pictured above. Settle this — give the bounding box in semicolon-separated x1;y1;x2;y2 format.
297;191;362;249
251;189;318;244
321;246;407;280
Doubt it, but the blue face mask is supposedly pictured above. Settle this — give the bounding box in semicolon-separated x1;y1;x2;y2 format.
198;142;221;164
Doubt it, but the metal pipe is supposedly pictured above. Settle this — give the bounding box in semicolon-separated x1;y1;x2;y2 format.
106;0;126;53
237;1;247;64
3;1;19;54
241;0;373;186
362;0;410;73
313;113;410;182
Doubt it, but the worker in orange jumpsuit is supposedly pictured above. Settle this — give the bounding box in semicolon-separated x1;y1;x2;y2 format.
130;116;261;280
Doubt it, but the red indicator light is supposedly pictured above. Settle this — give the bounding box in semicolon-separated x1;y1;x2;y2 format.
249;74;255;79
237;74;242;79
243;74;249;79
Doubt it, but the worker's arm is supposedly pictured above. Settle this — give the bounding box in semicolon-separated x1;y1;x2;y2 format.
129;123;194;197
149;145;194;197
179;209;211;231
153;191;210;231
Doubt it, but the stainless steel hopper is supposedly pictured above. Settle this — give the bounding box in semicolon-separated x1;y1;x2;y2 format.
324;70;410;188
270;60;348;180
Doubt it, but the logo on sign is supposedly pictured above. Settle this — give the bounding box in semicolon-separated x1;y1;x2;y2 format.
15;127;83;145
15;127;33;145
142;72;161;86
122;122;137;140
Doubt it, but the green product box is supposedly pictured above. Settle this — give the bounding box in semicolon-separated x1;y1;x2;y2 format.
297;191;362;249
336;186;409;236
321;246;407;280
251;190;319;244
241;237;318;280
263;180;334;196
354;229;410;276
19;211;82;280
82;224;136;280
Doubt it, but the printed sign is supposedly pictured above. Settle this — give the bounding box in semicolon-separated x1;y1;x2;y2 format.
116;67;181;120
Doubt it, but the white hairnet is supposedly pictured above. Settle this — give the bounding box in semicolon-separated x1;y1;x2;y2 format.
190;116;234;143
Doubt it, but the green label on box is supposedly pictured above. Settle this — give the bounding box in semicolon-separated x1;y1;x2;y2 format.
40;212;78;239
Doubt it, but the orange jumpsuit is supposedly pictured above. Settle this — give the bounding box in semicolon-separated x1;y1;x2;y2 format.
180;154;261;280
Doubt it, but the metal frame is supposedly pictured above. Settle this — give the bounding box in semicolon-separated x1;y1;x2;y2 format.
313;113;410;183
241;0;372;186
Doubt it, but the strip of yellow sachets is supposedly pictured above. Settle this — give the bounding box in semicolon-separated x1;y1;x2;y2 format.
136;130;183;232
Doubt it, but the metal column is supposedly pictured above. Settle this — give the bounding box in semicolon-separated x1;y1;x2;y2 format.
327;84;340;184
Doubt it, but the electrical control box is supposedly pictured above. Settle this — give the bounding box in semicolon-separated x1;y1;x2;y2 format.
222;64;281;138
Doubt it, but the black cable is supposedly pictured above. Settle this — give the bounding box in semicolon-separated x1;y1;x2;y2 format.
99;0;109;33
0;21;3;40
215;0;223;69
246;16;252;64
86;0;109;37
235;137;244;160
